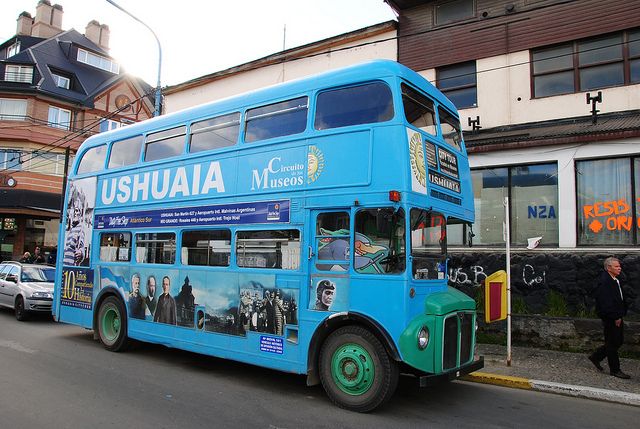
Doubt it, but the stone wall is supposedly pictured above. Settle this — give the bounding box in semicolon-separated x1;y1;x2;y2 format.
478;314;640;355
448;250;640;319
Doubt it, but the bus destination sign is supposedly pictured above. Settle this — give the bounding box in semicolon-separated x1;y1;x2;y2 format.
428;170;461;193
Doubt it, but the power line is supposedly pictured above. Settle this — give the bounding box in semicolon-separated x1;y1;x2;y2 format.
0;88;155;175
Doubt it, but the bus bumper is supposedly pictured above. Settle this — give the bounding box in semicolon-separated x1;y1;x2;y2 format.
418;356;484;387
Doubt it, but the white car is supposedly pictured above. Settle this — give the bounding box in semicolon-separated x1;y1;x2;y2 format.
0;262;55;321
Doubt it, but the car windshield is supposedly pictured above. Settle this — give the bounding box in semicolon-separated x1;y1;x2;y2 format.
21;267;55;282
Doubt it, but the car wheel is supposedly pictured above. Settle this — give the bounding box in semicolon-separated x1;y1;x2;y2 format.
97;296;129;352
319;326;398;412
15;296;29;321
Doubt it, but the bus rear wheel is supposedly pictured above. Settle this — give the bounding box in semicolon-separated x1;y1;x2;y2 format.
319;326;398;412
97;296;129;352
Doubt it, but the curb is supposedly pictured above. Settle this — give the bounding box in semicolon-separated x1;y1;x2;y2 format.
461;372;532;390
461;372;640;407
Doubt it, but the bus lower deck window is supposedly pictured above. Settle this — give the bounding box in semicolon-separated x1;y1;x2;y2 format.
236;230;300;270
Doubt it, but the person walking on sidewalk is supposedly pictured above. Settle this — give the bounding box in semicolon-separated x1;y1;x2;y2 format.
589;257;631;379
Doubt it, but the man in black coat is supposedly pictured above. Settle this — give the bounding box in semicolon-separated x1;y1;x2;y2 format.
589;257;631;379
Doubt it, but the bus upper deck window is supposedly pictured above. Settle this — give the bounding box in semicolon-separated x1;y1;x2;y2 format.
190;112;240;153
145;126;187;162
314;82;393;130
401;83;436;135
76;144;106;174
438;108;462;151
245;97;308;143
108;135;143;168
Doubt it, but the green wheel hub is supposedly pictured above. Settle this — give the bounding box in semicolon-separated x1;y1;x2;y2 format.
331;343;375;395
101;305;121;343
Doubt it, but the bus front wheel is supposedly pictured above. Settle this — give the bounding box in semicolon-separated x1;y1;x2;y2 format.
97;296;129;352
319;326;398;412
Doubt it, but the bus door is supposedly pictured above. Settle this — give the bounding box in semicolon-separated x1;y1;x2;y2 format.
308;210;351;313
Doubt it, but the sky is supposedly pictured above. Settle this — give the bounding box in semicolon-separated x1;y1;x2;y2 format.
1;0;397;87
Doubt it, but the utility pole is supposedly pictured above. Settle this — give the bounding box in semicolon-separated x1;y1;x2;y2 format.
106;0;162;116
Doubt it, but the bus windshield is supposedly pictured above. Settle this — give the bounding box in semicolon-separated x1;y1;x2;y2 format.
410;209;447;280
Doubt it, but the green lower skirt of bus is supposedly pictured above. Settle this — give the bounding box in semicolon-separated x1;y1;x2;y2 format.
399;288;476;374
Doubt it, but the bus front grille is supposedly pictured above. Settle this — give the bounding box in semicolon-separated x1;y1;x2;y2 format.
442;312;475;371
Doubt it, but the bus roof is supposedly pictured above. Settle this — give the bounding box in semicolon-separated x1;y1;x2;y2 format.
78;60;457;154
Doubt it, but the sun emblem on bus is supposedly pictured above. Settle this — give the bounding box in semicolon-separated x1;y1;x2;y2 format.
409;132;426;187
307;145;325;184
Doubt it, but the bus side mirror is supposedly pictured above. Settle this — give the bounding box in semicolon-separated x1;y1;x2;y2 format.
467;230;475;248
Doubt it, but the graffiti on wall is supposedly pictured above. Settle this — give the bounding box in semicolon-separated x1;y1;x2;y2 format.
582;198;640;234
449;264;547;288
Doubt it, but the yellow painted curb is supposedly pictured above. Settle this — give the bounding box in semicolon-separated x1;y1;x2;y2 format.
461;372;532;390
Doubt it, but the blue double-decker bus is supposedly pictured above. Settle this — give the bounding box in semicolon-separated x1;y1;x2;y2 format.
54;60;482;412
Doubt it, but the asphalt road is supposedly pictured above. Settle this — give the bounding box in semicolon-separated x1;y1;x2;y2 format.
0;309;637;429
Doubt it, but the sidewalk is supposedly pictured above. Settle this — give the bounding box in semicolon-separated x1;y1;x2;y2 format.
462;344;640;407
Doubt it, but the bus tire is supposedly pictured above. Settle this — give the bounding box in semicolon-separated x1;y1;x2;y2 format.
97;296;129;352
319;325;398;412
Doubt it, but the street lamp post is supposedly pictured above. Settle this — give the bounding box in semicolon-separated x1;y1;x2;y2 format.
106;0;162;117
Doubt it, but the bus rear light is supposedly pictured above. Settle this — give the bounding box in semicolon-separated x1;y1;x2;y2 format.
389;190;401;202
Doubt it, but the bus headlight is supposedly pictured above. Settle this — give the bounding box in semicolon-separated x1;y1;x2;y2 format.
417;326;429;350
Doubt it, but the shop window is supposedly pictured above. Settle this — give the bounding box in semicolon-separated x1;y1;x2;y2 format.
470;163;558;246
576;157;639;246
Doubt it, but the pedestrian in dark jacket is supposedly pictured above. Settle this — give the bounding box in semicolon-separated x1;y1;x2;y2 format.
588;257;631;379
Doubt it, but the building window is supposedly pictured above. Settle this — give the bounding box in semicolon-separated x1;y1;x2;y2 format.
48;106;71;130
0;149;23;171
435;0;475;25
77;48;119;74
470;163;558;246
30;152;66;176
52;73;71;89
100;119;122;133
532;29;639;97
576;157;639;246
7;42;20;57
436;61;477;109
0;98;27;120
4;65;33;83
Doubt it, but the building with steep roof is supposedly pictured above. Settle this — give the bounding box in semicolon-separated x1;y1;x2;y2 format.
0;0;154;261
